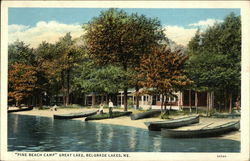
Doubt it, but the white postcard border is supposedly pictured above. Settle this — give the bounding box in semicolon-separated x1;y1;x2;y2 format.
1;1;249;161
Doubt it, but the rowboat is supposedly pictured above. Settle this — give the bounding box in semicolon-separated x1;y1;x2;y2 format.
8;106;33;113
130;109;161;120
53;110;98;119
145;115;199;131
161;121;240;138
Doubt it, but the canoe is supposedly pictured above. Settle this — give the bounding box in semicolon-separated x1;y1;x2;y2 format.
145;115;199;131
161;121;240;138
8;106;33;113
130;109;161;120
85;111;132;121
53;110;98;119
212;113;240;118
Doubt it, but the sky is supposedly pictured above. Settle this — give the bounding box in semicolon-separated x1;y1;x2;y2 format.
8;8;240;48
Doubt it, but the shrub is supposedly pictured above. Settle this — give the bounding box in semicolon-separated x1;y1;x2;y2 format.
160;111;170;119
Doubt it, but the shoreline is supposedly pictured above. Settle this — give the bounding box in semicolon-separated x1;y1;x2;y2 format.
8;107;240;141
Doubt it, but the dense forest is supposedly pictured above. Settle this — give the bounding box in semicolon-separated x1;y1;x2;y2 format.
8;9;241;113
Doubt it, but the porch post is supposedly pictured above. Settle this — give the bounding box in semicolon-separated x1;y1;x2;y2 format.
132;95;135;106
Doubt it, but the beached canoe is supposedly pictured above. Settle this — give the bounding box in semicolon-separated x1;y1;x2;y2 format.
145;115;199;131
130;109;161;120
212;113;240;118
53;110;98;119
161;121;240;138
8;106;33;113
85;111;132;121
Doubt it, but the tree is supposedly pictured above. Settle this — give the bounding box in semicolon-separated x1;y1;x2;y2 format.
127;69;142;109
35;41;58;106
8;63;37;106
84;8;165;111
8;40;35;66
8;35;83;107
186;13;241;113
54;33;82;106
74;58;128;106
8;41;38;106
137;45;191;112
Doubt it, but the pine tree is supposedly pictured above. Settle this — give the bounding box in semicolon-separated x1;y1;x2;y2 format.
186;13;241;113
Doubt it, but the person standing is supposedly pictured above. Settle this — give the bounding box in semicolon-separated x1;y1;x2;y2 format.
108;99;114;118
99;103;104;114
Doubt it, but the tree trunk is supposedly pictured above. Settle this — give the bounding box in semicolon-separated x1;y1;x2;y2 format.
105;94;109;105
66;69;70;106
209;92;211;116
160;95;164;112
83;93;86;106
135;85;139;109
211;91;214;113
236;96;240;110
16;101;20;107
224;92;227;112
35;95;38;107
229;93;232;113
123;63;128;111
92;93;96;108
124;87;128;111
218;99;221;112
55;92;58;106
32;96;36;107
189;90;192;113
164;96;167;111
101;95;104;103
180;92;183;111
211;91;214;109
72;93;76;104
206;91;209;116
39;93;43;107
61;71;66;106
195;91;198;114
208;91;213;116
27;97;31;107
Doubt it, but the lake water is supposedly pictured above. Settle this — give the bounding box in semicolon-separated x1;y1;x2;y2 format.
8;114;240;152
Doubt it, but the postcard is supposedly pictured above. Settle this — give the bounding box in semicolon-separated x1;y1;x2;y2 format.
1;1;249;161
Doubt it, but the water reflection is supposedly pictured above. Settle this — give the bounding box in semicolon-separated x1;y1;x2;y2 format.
128;128;136;151
107;125;114;151
8;114;240;152
12;114;19;134
152;137;161;151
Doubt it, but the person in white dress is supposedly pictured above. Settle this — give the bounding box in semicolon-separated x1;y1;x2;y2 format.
108;100;114;118
99;103;104;114
51;104;57;111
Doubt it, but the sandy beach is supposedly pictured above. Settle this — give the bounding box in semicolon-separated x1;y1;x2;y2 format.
8;107;240;141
